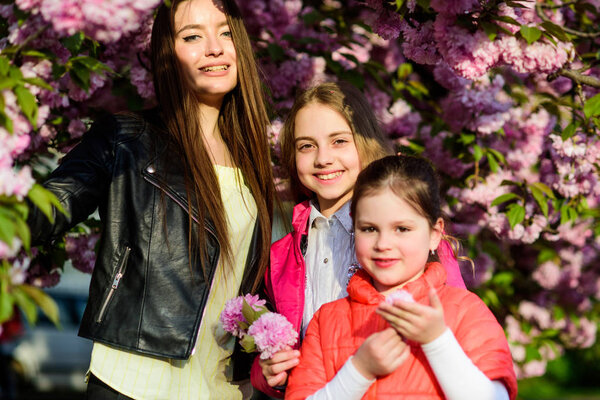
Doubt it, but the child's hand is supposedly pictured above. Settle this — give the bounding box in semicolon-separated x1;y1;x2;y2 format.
259;346;301;387
352;327;410;380
376;288;446;344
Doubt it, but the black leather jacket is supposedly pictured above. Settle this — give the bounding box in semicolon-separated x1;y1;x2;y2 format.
28;112;262;366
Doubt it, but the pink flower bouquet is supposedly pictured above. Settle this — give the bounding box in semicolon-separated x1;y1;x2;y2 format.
220;294;298;359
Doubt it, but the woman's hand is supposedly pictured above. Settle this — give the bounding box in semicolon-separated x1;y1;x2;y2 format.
352;327;410;380
376;288;446;344
259;346;301;387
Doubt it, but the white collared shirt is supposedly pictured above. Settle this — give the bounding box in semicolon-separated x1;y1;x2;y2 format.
302;200;356;336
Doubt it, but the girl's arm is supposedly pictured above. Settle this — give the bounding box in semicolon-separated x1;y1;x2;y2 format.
305;357;374;400
287;320;409;400
422;328;509;400
28;114;118;245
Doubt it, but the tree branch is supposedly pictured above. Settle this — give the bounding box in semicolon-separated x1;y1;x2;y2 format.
549;68;600;89
535;3;600;38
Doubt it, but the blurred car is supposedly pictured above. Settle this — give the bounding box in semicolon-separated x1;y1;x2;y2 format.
6;267;92;393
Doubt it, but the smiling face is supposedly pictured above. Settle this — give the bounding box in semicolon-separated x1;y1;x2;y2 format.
354;187;443;294
294;102;362;217
173;0;238;105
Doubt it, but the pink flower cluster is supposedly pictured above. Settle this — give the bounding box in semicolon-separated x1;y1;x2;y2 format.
64;233;100;274
15;0;161;43
220;294;267;338
248;312;298;360
384;289;415;305
220;294;297;359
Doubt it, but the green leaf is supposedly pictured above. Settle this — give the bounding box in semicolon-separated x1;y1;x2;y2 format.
0;209;17;245
20;49;48;59
61;32;85;56
0;77;17;91
541;21;569;42
507;203;525;228
559;203;569;225
22;77;53;91
69;66;90;91
0;279;15;323
12;286;37;324
266;43;285;62
530;185;548;218
0;56;9;76
408;80;429;96
19;284;60;327
459;133;476;145
0;109;13;133
584;93;600;119
491;271;514;287
241;299;258;325
14;85;38;128
415;0;430;10
397;63;413;80
505;0;529;8
239;334;256;353
487;152;499;172
492;15;521;26
480;21;498;41
473;144;483;162
73;56;113;73
487;148;506;164
27;184;67;223
519;25;542;45
529;182;555;199
14;215;31;251
490;193;520;207
561;122;578;140
525;345;542;362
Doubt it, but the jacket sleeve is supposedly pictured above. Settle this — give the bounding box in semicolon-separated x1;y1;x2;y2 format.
452;292;518;400
285;310;329;400
27;114;119;245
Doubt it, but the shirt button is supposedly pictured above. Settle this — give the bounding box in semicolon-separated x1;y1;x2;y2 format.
324;258;328;263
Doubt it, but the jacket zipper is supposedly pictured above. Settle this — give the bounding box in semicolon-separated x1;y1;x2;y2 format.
143;174;218;240
97;246;131;323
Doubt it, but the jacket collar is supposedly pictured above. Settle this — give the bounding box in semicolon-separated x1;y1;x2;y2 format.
347;262;447;305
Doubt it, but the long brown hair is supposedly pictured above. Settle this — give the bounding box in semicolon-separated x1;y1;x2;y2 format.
280;81;394;203
151;0;274;292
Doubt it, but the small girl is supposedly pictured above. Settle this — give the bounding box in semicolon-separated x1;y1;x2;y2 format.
285;155;518;400
251;83;466;397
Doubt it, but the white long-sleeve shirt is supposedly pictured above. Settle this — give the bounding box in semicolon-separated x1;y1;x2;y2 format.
307;329;510;400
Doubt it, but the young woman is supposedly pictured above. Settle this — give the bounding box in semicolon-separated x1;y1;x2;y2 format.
251;83;465;398
285;155;517;400
27;0;276;399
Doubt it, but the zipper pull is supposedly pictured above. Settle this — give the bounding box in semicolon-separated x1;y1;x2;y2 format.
112;272;123;289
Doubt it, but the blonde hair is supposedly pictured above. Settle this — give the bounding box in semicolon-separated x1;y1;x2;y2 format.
280;81;394;202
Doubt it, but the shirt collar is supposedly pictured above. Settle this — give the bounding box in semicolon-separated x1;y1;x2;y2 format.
308;199;353;234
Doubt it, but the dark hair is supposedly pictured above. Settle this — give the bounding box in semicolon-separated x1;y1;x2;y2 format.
351;155;443;230
351;155;472;266
280;81;394;202
150;0;274;291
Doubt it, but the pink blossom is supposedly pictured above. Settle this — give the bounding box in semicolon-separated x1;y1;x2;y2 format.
532;261;561;290
129;64;155;99
247;312;298;360
67;119;87;139
0;238;22;260
65;233;100;273
220;294;267;338
384;289;415;304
